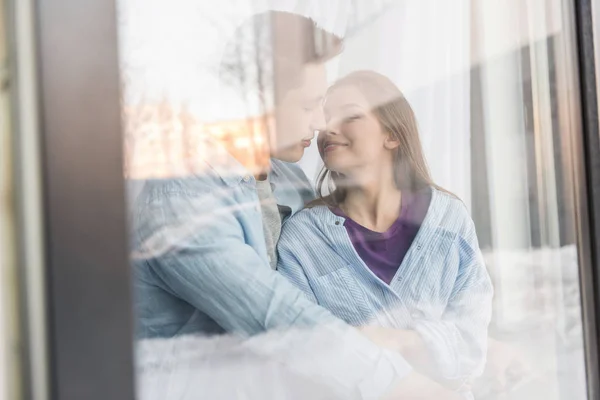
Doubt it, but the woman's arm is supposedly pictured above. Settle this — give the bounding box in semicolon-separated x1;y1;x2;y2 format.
412;217;493;381
360;217;493;388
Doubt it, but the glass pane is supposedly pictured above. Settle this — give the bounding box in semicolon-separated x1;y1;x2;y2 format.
119;1;590;399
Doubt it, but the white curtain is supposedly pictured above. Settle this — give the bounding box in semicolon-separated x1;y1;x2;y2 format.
296;0;472;210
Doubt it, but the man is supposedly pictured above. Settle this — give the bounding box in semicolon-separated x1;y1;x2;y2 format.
131;10;461;400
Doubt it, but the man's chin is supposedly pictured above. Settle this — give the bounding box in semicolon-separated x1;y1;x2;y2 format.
271;145;304;163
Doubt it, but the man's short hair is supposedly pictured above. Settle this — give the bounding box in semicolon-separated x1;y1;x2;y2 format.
219;11;343;108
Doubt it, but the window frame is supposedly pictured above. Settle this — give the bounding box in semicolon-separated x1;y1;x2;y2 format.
15;1;600;399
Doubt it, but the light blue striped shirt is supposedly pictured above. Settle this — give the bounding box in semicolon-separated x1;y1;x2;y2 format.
277;188;493;382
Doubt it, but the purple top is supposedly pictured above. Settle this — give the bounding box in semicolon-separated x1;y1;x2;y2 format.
331;187;432;284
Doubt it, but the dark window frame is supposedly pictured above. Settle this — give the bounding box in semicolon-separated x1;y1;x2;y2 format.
573;1;600;399
32;0;135;399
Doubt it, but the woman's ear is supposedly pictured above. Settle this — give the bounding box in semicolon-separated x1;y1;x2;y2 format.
384;134;401;150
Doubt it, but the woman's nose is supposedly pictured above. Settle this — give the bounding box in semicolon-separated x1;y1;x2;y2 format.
325;119;341;135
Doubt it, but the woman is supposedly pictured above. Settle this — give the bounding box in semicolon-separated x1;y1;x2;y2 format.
277;71;493;394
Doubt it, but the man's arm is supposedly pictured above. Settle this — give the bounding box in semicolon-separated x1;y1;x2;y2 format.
382;371;464;400
136;328;464;400
135;185;335;334
135;183;421;398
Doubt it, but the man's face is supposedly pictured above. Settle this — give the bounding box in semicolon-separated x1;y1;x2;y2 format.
271;63;327;163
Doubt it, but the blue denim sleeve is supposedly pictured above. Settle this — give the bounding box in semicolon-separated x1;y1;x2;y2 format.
135;184;336;335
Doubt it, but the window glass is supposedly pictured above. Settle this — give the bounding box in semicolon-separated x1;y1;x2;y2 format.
119;1;590;399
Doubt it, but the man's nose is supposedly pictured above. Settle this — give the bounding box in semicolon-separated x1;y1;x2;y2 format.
310;107;326;134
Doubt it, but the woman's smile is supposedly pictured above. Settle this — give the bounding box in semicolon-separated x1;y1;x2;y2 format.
323;140;349;153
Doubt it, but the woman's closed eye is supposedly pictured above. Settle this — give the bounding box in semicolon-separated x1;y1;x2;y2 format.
324;113;363;129
344;114;363;123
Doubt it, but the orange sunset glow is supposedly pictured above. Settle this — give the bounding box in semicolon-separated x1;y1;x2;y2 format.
123;103;273;179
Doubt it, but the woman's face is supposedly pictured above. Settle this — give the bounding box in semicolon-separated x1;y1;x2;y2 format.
319;85;395;176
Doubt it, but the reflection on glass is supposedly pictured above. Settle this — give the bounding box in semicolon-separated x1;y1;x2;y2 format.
119;1;589;399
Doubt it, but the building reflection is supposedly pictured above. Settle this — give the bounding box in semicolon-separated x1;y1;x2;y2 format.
123;103;271;180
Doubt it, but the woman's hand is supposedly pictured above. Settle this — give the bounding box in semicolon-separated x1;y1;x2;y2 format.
474;338;532;395
359;325;472;392
359;325;419;354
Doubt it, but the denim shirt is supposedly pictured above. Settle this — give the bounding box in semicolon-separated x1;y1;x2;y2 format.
278;189;493;384
128;144;414;399
129;150;318;338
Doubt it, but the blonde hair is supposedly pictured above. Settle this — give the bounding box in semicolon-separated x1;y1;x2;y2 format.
312;70;453;208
